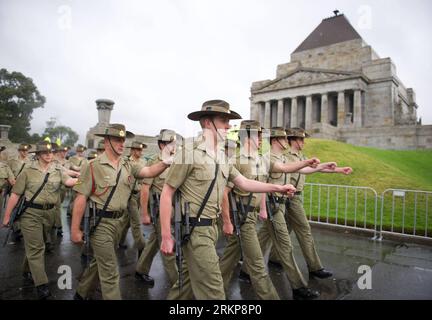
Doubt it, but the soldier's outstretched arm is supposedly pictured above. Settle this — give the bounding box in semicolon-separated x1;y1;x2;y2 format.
71;193;87;244
320;166;353;175
233;174;296;195
140;184;151;225
1;193;20;227
160;183;176;256
138;161;170;179
272;157;320;173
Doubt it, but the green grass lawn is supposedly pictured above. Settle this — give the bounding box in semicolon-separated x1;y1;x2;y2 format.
299;139;432;237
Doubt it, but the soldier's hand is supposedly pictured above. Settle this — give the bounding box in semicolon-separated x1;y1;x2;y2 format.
142;213;151;225
161;148;174;166
307;157;320;168
160;237;175;256
342;167;353;175
259;208;268;221
322;162;337;171
280;184;296;195
223;220;234;236
2;216;10;228
71;229;84;244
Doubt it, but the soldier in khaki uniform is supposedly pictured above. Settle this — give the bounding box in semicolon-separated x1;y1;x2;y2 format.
96;140;105;156
67;144;88;216
71;123;172;300
118;141;147;253
2;141;78;299
136;129;178;286
0;146;15;216
159;100;297;300
6;143;32;242
268;128;353;280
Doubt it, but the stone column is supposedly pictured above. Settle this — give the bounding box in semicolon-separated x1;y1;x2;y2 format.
264;101;271;128
321;93;328;124
305;95;312;130
0;125;11;141
337;91;345;127
277;99;284;127
353;90;362;128
290;97;298;128
250;101;260;121
96;99;115;125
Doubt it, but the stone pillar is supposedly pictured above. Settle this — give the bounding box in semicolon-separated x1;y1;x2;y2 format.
264;101;271;128
250;101;260;121
0;125;11;141
290;97;298;128
96;99;115;125
337;91;345;127
277;99;284;127
305;95;312;130
353;90;362;128
321;93;328;124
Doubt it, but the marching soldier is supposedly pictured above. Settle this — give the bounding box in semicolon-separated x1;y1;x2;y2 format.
1;146;15;216
66;144;88;216
2;141;78;299
118;141;147;253
136;129;178;286
159;100;297;300
267;128;353;280
71;123;172;300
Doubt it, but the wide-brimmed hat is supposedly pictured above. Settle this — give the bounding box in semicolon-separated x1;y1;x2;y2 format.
158;129;176;143
87;150;98;160
128;141;147;150
95;123;135;139
96;140;105;151
187;100;242;121
75;144;87;152
286;127;310;138
239;120;262;132
270;127;287;138
52;144;70;153
18;143;32;152
30;141;54;153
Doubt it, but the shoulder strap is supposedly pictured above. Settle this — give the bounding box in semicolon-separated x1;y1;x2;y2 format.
182;163;219;245
100;168;123;214
90;162;96;194
16;163;26;178
25;172;50;206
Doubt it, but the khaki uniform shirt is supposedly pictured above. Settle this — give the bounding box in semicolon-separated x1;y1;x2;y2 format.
12;161;69;205
128;156;147;192
0;162;14;189
284;148;307;191
73;153;145;212
268;151;291;197
8;157;30;178
227;151;268;208
142;153;170;194
165;135;241;219
68;155;88;171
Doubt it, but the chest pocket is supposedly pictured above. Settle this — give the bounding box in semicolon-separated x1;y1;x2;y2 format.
193;165;215;181
46;175;61;193
95;179;116;197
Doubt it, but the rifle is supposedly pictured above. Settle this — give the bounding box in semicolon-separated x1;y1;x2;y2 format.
228;192;243;261
265;193;281;244
149;191;160;243
173;191;183;291
3;195;25;247
2;185;13;209
82;200;94;266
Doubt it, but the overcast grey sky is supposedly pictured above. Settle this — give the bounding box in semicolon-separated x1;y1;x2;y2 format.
1;0;431;143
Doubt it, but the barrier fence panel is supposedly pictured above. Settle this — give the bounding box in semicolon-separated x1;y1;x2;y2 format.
380;189;432;239
302;183;378;238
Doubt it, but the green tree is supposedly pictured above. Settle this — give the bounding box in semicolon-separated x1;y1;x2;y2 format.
0;68;46;142
42;118;79;146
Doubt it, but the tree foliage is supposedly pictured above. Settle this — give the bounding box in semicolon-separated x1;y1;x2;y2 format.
0;68;46;142
42;118;79;146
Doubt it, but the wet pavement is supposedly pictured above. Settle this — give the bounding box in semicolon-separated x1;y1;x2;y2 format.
1;205;431;300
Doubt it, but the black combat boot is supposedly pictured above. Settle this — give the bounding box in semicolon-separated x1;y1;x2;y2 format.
292;287;320;300
36;284;51;300
135;272;155;286
309;268;333;279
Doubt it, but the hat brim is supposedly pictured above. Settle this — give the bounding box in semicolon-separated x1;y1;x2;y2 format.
187;110;242;121
95;131;135;139
127;144;148;149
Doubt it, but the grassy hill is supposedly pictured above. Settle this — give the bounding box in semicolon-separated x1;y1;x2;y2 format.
303;139;432;193
298;139;432;236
